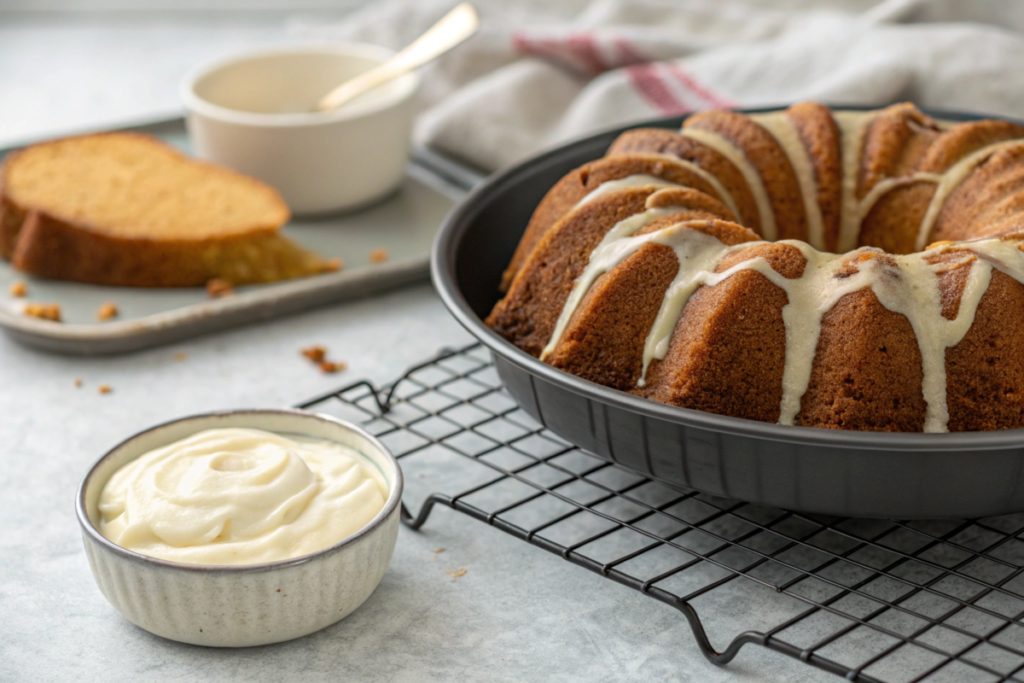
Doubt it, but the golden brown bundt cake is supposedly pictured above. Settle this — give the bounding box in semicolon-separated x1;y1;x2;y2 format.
487;186;735;356
607;129;763;234
683;109;808;242
499;153;737;292
490;102;1024;433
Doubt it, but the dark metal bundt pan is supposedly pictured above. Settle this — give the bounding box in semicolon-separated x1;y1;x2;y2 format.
431;106;1024;519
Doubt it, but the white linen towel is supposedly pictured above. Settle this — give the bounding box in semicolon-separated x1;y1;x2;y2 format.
292;0;1024;172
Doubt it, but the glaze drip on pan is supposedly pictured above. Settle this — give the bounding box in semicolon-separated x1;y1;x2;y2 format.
487;102;1024;433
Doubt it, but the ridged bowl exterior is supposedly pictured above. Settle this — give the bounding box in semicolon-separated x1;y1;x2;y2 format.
431;107;1024;519
76;410;402;647
80;509;399;647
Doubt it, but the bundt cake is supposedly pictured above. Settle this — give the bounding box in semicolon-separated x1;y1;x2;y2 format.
488;102;1024;433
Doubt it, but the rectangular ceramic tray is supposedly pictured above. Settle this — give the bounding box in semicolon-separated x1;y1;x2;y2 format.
0;117;485;354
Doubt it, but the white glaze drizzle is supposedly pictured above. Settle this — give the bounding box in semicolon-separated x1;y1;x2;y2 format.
576;174;683;207
833;110;882;252
679;127;778;241
856;172;943;224
914;139;1024;250
538;108;1024;432
751;112;827;250
539;205;698;361
644;153;743;220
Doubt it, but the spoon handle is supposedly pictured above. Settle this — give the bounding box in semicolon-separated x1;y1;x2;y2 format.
316;3;479;112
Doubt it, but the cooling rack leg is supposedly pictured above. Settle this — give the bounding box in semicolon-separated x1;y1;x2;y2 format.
672;599;767;666
400;494;454;530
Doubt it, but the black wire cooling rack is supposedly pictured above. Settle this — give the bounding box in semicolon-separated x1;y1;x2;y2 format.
299;343;1024;683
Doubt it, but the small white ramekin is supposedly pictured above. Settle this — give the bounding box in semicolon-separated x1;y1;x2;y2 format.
180;43;420;215
76;409;403;648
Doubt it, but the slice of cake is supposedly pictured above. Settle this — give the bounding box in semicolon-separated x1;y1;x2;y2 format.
0;132;329;287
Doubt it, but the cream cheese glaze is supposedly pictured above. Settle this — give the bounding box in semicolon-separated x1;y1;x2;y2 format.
98;428;388;565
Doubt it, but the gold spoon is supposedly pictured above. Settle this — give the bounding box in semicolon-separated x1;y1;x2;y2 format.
315;3;479;112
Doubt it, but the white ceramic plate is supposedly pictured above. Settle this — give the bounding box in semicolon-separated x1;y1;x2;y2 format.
0;117;484;354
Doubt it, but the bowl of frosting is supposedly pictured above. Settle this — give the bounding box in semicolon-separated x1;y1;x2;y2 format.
76;409;402;647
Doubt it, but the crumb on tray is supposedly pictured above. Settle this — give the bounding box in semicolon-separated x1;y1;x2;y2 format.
98;385;112;395
10;281;26;297
324;258;344;272
97;302;119;321
23;302;61;322
74;379;83;388
174;352;188;362
369;248;388;264
445;568;467;579
206;278;234;298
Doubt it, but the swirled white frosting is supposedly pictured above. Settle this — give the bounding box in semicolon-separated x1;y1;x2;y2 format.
98;428;388;565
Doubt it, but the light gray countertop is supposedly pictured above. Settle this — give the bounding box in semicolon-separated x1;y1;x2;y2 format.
0;14;829;682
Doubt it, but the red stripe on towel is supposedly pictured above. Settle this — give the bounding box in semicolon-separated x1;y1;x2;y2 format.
666;63;735;109
625;63;691;116
567;33;607;76
613;36;649;68
513;31;611;76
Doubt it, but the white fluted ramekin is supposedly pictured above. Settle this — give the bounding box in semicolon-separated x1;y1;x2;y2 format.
76;409;402;647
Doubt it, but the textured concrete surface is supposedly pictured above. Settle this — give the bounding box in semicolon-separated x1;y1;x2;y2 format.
0;16;832;682
0;284;829;682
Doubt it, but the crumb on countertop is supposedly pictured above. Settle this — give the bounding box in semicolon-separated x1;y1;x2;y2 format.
98;385;112;395
23;302;61;322
9;281;26;297
445;568;467;579
301;345;327;363
74;379;83;388
173;352;188;362
206;278;234;298
324;258;344;272
97;302;118;321
301;345;347;375
369;248;388;264
319;360;347;374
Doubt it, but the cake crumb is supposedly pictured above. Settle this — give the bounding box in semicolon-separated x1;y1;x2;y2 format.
9;281;26;297
369;248;388;264
302;345;327;363
301;345;346;374
98;385;112;395
173;352;188;362
433;548;445;560
445;568;467;579
23;302;61;322
324;258;344;272
74;379;83;388
206;278;234;298
319;360;347;374
96;302;119;321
